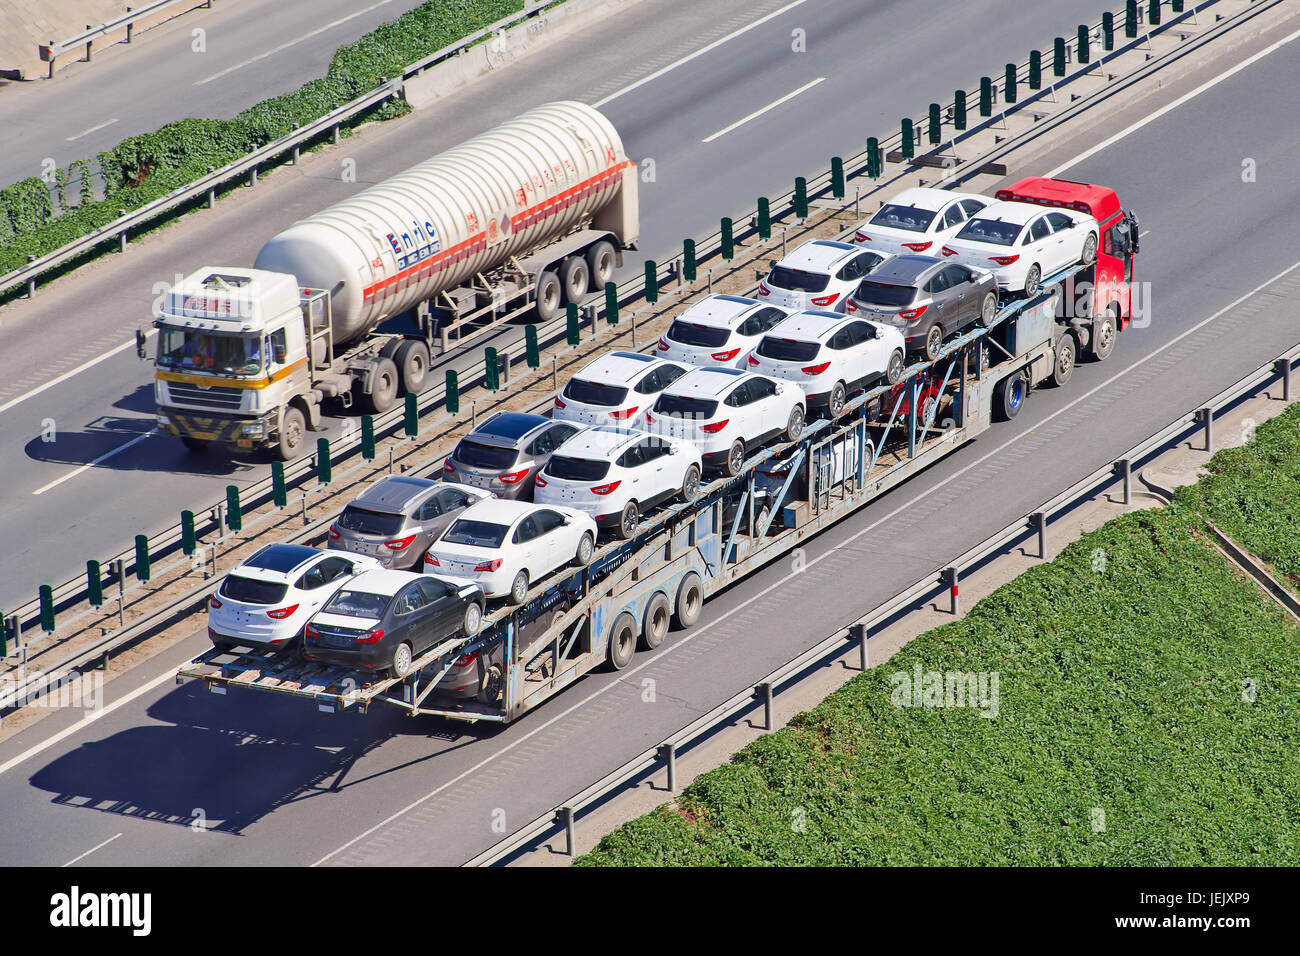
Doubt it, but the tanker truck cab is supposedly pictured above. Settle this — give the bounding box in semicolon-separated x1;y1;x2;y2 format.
153;267;320;459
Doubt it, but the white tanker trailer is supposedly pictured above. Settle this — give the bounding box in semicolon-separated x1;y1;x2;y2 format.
149;101;638;459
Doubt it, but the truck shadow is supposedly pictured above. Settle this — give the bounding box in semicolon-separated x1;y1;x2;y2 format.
23;415;248;477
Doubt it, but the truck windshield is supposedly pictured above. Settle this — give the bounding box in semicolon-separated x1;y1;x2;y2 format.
868;204;935;233
157;327;264;375
955;218;1021;246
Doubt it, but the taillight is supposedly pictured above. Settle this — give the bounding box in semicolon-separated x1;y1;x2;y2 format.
989;254;1020;266
327;525;340;539
801;361;832;375
898;304;928;320
810;293;839;307
757;283;770;297
902;241;933;252
356;628;385;645
747;354;760;366
443;461;456;474
385;535;417;551
940;246;958;257
266;604;300;620
711;348;741;362
305;623;319;639
475;559;503;572
657;338;669;351
425;554;440;566
455;651;480;667
497;469;530;484
609;406;639;420
644;412;655;424
534;474;548;488
700;420;730;434
591;480;623;495
554;397;566;409
845;299;858;312
209;596;222;610
854;231;870;242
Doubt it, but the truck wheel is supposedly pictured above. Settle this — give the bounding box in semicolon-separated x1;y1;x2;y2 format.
394;340;430;395
535;271;562;321
1051;334;1076;387
641;592;671;650
275;406;306;461
993;370;1028;421
364;358;399;413
181;437;211;453
560;256;590;302
674;572;703;629
586;240;617;287
607;612;637;670
1090;309;1117;361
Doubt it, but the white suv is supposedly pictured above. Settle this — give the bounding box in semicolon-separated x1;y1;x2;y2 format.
748;311;905;418
647;367;805;476
553;351;687;430
657;294;794;369
207;543;383;651
851;186;992;256
757;240;891;313
535;426;702;539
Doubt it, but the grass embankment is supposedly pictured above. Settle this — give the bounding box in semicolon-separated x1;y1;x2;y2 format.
578;410;1300;865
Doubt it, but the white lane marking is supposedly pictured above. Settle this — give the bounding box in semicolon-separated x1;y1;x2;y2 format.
32;428;159;496
319;256;1300;867
0;330;155;418
62;832;122;867
66;118;119;142
1047;24;1300;177
194;0;393;86
702;77;826;143
592;0;812;107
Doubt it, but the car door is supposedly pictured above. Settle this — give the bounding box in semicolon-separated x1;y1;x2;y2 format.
939;264;977;325
616;441;649;501
1024;215;1053;271
638;438;676;502
745;376;783;440
512;515;543;578
531;509;570;575
415;577;460;645
721;380;756;444
391;583;429;650
1046;212;1081;271
923;267;952;327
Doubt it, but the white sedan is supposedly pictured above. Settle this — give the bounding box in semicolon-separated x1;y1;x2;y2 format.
424;498;597;605
535;426;702;539
940;200;1098;298
657;294;794;369
851;186;992;257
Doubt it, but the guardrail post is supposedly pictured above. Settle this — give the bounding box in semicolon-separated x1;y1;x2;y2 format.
85;27;92;63
1149;0;1161;26
126;10;134;43
87;560;103;607
557;806;575;856
1275;358;1291;400
658;743;677;792
135;535;150;584
1053;37;1066;77
850;622;868;670
604;281;619;325
226;485;242;533
317;438;332;484
2;615;14;657
206;167;216;208
1003;64;1016;104
1116;458;1132;504
292;125;301;164
794;177;809;218
946;567;959;615
900;119;914;160
1126;0;1138;38
1033;512;1047;559
927;106;941;146
1103;12;1115;51
404;391;419;438
1077;24;1090;64
1199;406;1213;451
758;682;773;730
866;137;881;178
644;260;659;304
1028;51;1042;90
112;559;125;625
831;157;846;197
445;371;459;414
721;217;734;260
979;77;992;117
182;509;197;553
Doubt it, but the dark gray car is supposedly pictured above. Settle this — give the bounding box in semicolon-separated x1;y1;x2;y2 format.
847;255;999;360
443;412;585;500
327;476;489;569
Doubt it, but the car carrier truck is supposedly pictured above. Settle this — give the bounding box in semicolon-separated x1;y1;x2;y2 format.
150;101;638;459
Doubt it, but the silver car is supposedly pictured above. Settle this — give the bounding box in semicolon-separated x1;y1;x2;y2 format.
443;412;585;500
327;476;490;569
846;255;999;361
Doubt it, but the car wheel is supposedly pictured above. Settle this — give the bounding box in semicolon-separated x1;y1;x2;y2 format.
680;464;701;501
1090;308;1117;361
1023;265;1041;298
920;393;939;427
509;570;529;606
1081;232;1098;265
1052;334;1077;387
640;592;671;650
586;240;617;288
394;339;431;395
724;440;746;477
274;406;306;461
560;256;590;302
462;601;483;636
674;572;704;629
535;271;562;322
365;358;399;414
617;501;639;540
828;381;847;418
391;642;414;678
573;531;594;566
993;370;1028;421
886;349;905;385
785;404;805;442
980;292;997;327
476;663;504;705
923;324;944;361
607;612;637;670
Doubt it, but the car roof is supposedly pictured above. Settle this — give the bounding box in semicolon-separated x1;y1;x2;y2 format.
454;496;548;526
663;366;752;397
965;199;1040;226
350;475;438;511
340;568;425;596
240;543;321;575
574;350;673;385
554;425;644;459
675;294;764;328
761;311;851;342
473;411;550;443
863;254;945;285
776;239;860;273
884;186;989;212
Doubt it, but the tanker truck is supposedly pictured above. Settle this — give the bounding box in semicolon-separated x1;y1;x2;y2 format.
150;101;638;459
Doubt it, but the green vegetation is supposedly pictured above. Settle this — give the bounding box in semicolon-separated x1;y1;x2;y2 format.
0;0;522;277
579;461;1300;864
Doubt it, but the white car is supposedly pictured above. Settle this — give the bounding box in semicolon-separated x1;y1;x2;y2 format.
207;543;383;650
656;294;795;369
757;240;891;313
646;367;805;476
851;186;992;257
534;426;702;539
424;498;598;605
748;310;905;418
940;200;1098;298
553;351;687;430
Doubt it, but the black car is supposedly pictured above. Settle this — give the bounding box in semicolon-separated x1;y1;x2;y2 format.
303;569;484;677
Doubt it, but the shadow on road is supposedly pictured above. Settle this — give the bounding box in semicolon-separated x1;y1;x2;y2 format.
24;414;250;477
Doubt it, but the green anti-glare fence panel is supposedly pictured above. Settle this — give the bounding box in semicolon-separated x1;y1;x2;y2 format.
1078;24;1090;64
1150;0;1161;26
644;260;658;304
1126;1;1137;39
182;509;197;553
866;137;881;178
225;485;241;532
486;345;501;389
900;120;914;160
683;237;698;280
721;217;734;260
317;438;332;483
927;106;940;145
979;76;992;116
831;157;845;197
794;177;808;218
272;461;287;505
953;91;966;130
1004;64;1016;104
1103;12;1115;50
445;370;459;414
526;325;540;368
605;281;619;324
360;416;375;460
565;305;579;347
1029;50;1041;90
1054;36;1066;77
404;391;418;436
40;584;55;632
87;560;103;608
135;535;150;584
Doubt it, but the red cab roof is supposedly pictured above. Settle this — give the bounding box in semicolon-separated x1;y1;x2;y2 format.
995;177;1122;226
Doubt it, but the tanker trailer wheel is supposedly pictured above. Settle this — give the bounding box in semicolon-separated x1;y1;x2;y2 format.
364;357;399;413
560;256;590;302
394;340;430;395
274;406;306;461
586;240;617;288
535;271;562;322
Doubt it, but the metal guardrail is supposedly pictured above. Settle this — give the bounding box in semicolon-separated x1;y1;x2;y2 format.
465;341;1300;865
38;0;208;79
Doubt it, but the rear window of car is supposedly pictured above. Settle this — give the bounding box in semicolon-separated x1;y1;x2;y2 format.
563;377;629;407
653;394;719;418
441;519;509;549
546;455;611;481
868;203;936;233
220;574;289;605
853;280;917;307
337;506;405;537
756;337;821;362
768;266;829;294
955;218;1020;246
453;439;519;470
322;590;390;619
667;320;730;348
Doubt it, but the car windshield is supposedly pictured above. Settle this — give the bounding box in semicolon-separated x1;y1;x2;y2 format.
768;266;829;294
563;377;629;407
337;506;405;537
667;320;730;348
869;204;936;233
453;439;519;470
441;519;509;548
323;590;390;619
653;394;719;417
854;280;917;307
955;218;1021;246
157;327;264;375
756;337;821;362
546;455;611;481
220;574;288;605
